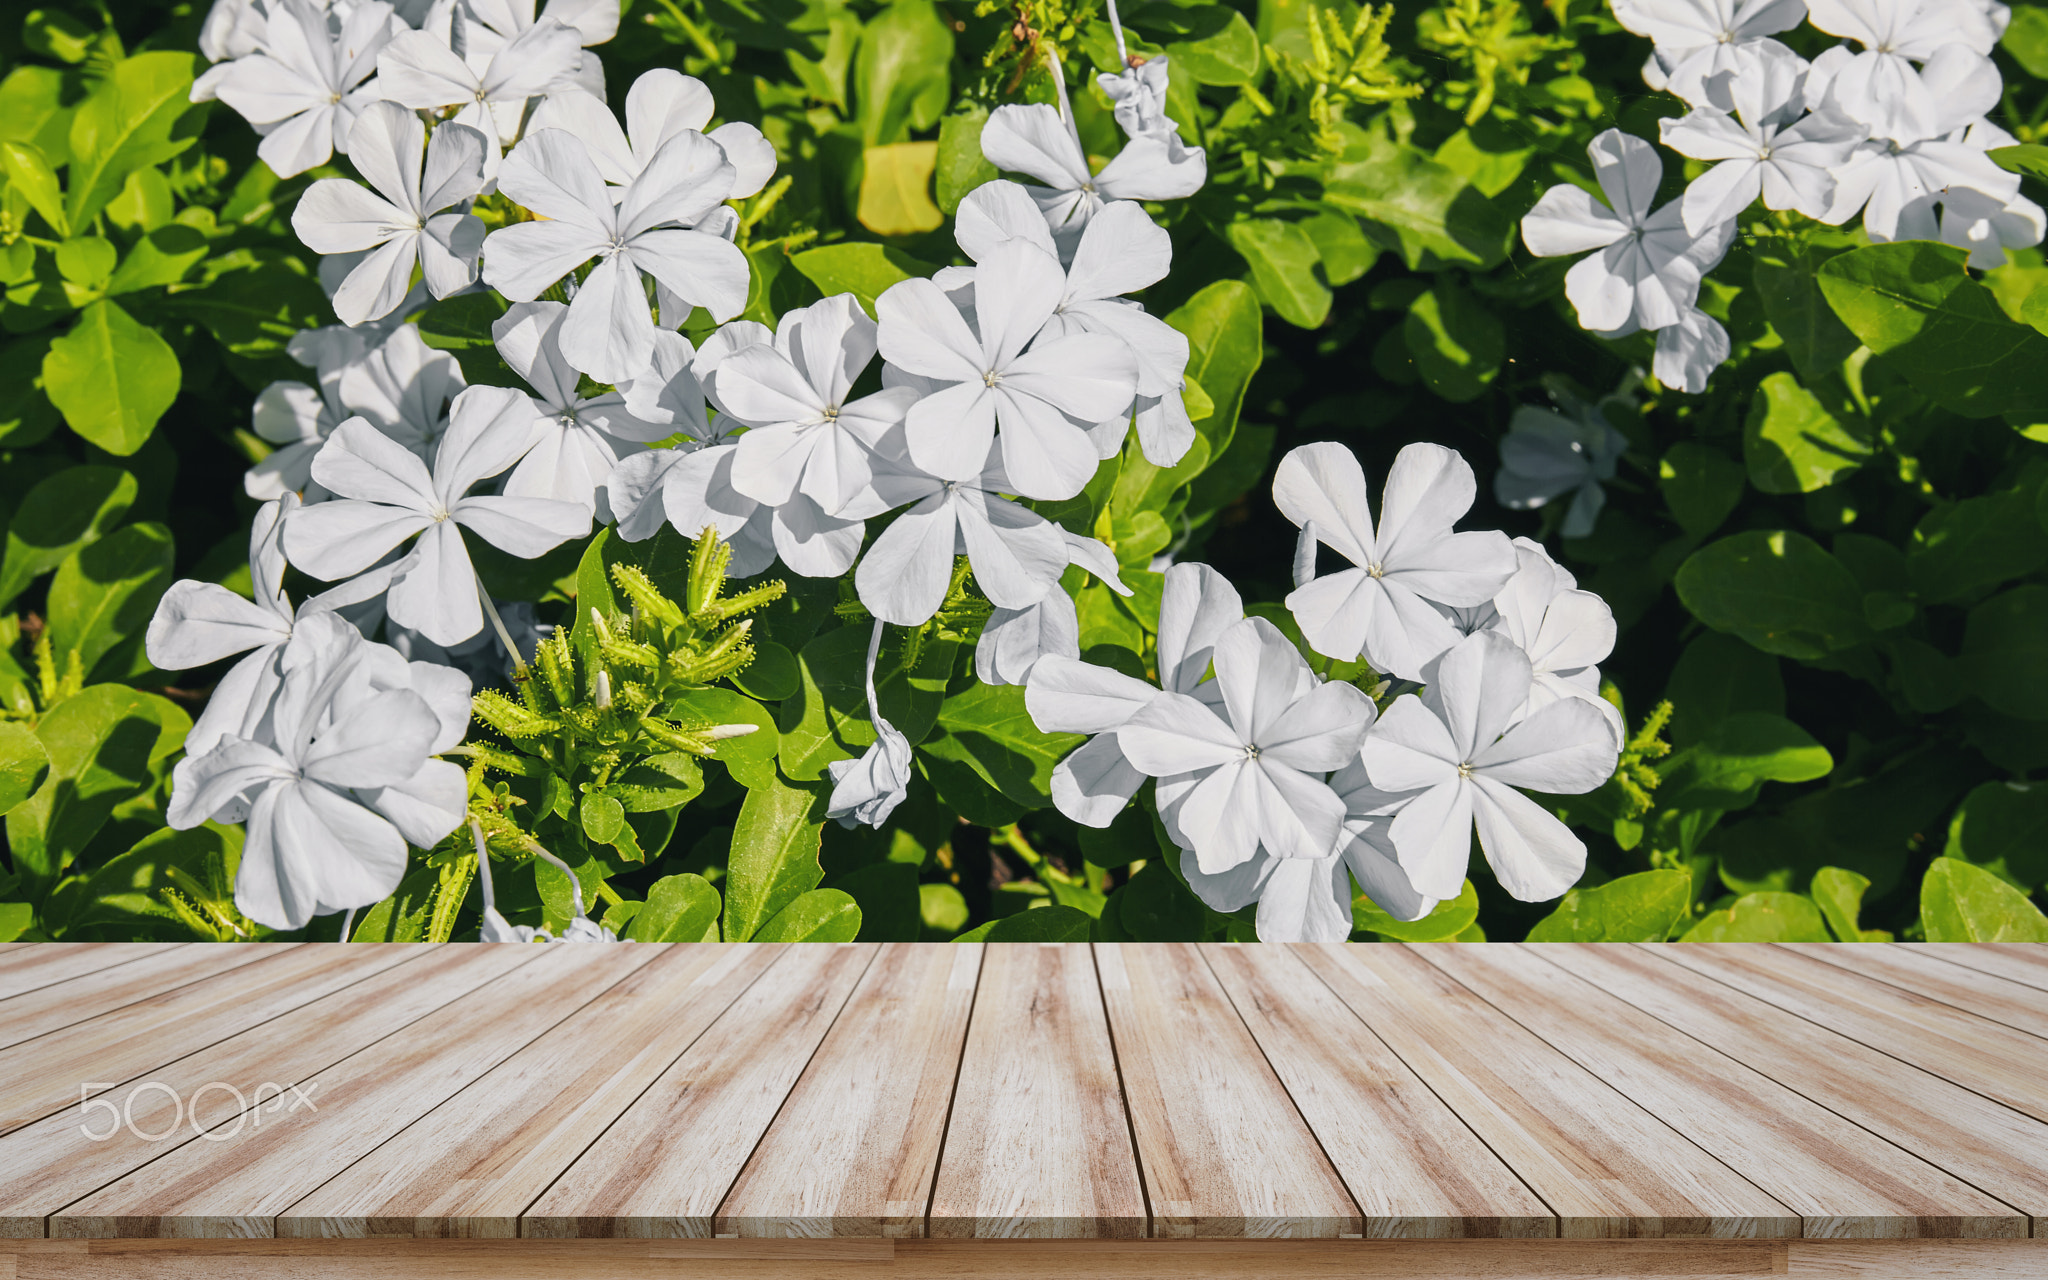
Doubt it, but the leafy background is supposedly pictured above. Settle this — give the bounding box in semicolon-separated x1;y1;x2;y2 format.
2;0;2047;946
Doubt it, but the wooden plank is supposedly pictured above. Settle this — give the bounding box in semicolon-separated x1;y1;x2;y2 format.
1417;945;2024;1239
50;945;654;1239
1197;944;1551;1241
1541;943;2048;1230
0;945;423;1137
279;943;781;1239
1097;943;1360;1239
0;946;181;1001
1650;944;2048;1126
0;946;534;1240
0;946;288;1054
927;944;1144;1241
1782;944;2048;1040
1910;943;2048;994
717;943;981;1239
1300;944;1799;1239
522;944;876;1239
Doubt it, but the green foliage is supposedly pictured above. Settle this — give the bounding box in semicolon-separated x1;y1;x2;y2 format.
1526;870;1691;942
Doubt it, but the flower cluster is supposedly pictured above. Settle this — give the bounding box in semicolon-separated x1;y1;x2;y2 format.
1524;0;2036;392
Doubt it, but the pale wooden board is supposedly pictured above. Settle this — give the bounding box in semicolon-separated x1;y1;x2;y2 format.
1300;944;1800;1239
0;946;290;1054
0;945;424;1138
717;943;982;1239
1651;944;2048;1127
1542;943;2048;1231
0;946;535;1239
1910;943;2048;993
521;944;877;1239
50;946;654;1239
1197;944;1551;1241
278;943;781;1240
927;943;1145;1241
1781;943;2048;1040
0;946;181;1002
1417;945;2025;1239
1098;943;1360;1240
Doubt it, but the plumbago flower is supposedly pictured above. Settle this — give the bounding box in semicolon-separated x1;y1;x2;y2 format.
1805;0;2002;143
493;302;669;514
167;613;471;932
1275;442;1518;683
375;18;584;152
482;128;750;383
1097;55;1181;144
825;623;913;828
248;327;369;501
1610;0;1806;102
1494;394;1633;539
337;325;468;459
1492;539;1623;743
292;105;490;328
208;0;398;178
973;531;1129;686
283;388;592;646
1361;631;1620;904
529;70;778;198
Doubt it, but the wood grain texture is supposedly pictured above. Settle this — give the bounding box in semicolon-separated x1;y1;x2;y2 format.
1197;944;1551;1241
927;943;1145;1241
1538;943;2048;1230
1098;943;1359;1240
0;946;532;1239
0;945;423;1137
1781;943;2048;1040
521;944;876;1239
1300;944;1800;1239
0;945;288;1054
277;943;781;1240
1910;943;2048;993
1417;945;2024;1239
717;943;982;1239
0;945;180;1002
50;946;653;1239
1650;944;2048;1126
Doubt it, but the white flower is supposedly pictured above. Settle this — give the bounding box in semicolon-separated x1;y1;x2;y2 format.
1653;306;1732;395
283;389;592;646
1824;132;2019;241
716;294;918;516
528;70;778;197
1026;561;1240;826
1522;130;1736;334
1938;184;2048;269
606;443;855;577
458;0;621;101
1275;441;1518;683
1491;538;1623;743
826;622;913;829
482;128;749;382
166;613;469;932
1359;631;1619;903
1330;762;1441;921
493;301;669;514
248;326;373;501
194;0;267;99
981;101;1205;254
337;323;468;458
1609;0;1805;102
1097;55;1180;143
876;240;1139;501
375;17;583;151
1806;0;2002;142
211;0;399;178
1494;401;1630;539
1116;615;1376;873
975;532;1130;685
291;104;489;327
1658;48;1864;234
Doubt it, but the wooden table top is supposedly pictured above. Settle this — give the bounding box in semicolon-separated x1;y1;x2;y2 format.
1;941;2045;1245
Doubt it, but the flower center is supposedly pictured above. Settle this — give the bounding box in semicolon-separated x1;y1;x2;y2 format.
982;369;1003;388
1244;744;1262;760
1365;561;1386;578
1457;761;1474;779
822;404;840;421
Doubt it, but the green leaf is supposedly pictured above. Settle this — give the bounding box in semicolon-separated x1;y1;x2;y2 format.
0;465;136;610
1678;891;1832;942
1811;866;1890;942
346;851;475;943
46;522;174;680
852;0;951;145
1674;530;1871;660
829;859;920;940
1999;7;2048;79
64;52;201;232
44;823;245;941
579;792;625;845
1962;586;2048;720
1657;712;1832;811
2;140;68;236
730;640;799;702
1403;280;1504;403
1226;217;1330;328
43;299;180;454
919;681;1083;810
954;903;1094;941
105;224;208;295
1325;134;1511;270
415;290;517;384
1299;210;1376;287
1817;240;2048;419
1165;6;1261;83
1919;857;2048;942
1166;279;1263;457
1658;443;1745;538
671;686;780;788
1944;780;2048;893
0;903;31;942
1665;631;1783;747
1358;878;1479;941
0;721;51;816
106;165;176;233
54;236;116;289
23;9;95;62
0;335;61;448
1526;869;1693;942
0;65;77;167
1906;488;2048;605
1112;857;1207;940
171;250;330;375
935;105;998;215
625;873;723;941
753;887;863;941
1742;371;1870;495
1752;239;1860;383
856;141;944;237
723;768;827;942
777;623;950;780
789;243;936;316
920;881;968;935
